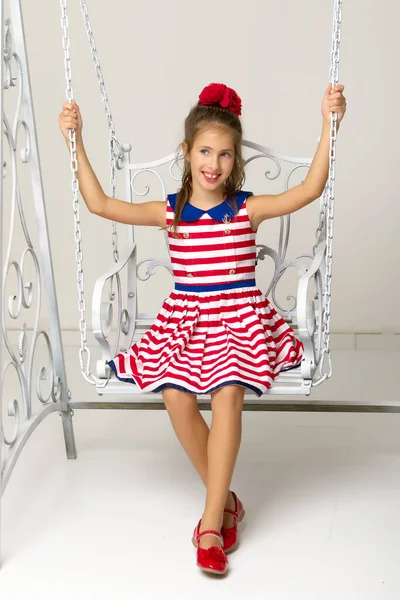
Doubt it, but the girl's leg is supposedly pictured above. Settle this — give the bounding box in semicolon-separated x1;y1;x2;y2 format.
162;387;238;526
199;385;245;550
162;387;209;485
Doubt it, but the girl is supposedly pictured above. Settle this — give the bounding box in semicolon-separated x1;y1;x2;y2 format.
59;82;346;575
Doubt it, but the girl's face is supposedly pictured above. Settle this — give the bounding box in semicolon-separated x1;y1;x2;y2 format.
183;126;235;195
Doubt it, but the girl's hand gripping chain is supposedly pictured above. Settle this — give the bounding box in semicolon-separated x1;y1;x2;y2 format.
58;100;83;146
321;83;346;128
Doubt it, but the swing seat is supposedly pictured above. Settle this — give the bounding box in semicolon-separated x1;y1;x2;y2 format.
91;140;330;398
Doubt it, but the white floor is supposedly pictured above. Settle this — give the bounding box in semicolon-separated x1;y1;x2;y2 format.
1;347;400;599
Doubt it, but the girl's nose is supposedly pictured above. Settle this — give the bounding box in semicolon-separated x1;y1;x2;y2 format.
209;156;220;171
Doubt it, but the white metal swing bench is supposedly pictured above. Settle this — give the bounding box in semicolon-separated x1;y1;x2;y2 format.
62;0;342;401
91;141;327;399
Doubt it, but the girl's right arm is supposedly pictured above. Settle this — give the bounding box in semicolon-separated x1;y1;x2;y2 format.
58;101;166;228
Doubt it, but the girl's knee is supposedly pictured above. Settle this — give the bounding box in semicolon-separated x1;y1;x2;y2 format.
211;385;245;413
162;387;198;413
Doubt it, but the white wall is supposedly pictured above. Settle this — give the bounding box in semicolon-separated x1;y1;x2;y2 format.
7;0;400;335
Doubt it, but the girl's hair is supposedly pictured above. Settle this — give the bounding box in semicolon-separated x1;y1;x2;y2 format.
167;103;245;236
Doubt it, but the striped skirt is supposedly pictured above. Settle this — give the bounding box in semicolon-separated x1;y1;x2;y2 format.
107;285;304;397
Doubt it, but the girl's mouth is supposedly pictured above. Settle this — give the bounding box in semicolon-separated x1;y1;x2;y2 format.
202;172;221;183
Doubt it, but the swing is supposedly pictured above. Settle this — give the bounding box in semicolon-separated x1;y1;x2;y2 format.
60;0;343;399
2;0;398;573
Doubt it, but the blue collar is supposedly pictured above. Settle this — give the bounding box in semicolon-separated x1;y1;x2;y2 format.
167;190;253;222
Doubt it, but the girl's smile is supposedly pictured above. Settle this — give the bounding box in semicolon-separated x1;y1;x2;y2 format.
202;171;222;183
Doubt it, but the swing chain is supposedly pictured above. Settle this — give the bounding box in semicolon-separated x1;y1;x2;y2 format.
60;0;110;387
314;0;342;380
79;0;121;263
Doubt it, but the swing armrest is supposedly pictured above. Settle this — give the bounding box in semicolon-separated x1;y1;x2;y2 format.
296;237;327;380
92;243;137;377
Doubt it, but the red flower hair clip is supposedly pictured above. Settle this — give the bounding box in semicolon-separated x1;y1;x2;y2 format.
198;83;242;116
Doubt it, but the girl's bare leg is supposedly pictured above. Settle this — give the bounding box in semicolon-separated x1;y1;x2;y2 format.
162;387;237;528
199;385;245;550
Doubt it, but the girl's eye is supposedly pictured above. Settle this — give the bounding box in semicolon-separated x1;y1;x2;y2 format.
200;149;231;157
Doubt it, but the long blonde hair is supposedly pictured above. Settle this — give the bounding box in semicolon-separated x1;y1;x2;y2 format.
168;103;246;236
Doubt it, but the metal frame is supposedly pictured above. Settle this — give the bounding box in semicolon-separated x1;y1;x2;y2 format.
0;0;76;567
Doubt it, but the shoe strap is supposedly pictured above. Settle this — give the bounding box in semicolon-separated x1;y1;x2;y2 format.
197;529;223;545
223;508;238;520
223;491;240;521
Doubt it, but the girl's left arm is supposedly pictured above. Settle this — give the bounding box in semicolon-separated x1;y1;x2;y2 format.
248;84;346;230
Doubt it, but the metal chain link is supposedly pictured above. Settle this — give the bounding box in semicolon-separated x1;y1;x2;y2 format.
314;0;343;381
60;0;109;386
79;0;121;262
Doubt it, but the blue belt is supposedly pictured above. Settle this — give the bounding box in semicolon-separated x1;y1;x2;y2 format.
174;279;256;292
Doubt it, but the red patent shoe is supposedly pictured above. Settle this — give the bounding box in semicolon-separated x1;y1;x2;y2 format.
191;520;228;575
221;491;245;553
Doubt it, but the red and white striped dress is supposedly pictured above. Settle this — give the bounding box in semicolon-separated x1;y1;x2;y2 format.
108;190;304;396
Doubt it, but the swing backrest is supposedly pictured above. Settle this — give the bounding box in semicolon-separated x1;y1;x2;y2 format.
118;138;317;324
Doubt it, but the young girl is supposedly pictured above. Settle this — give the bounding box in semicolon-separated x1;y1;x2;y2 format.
59;82;346;575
